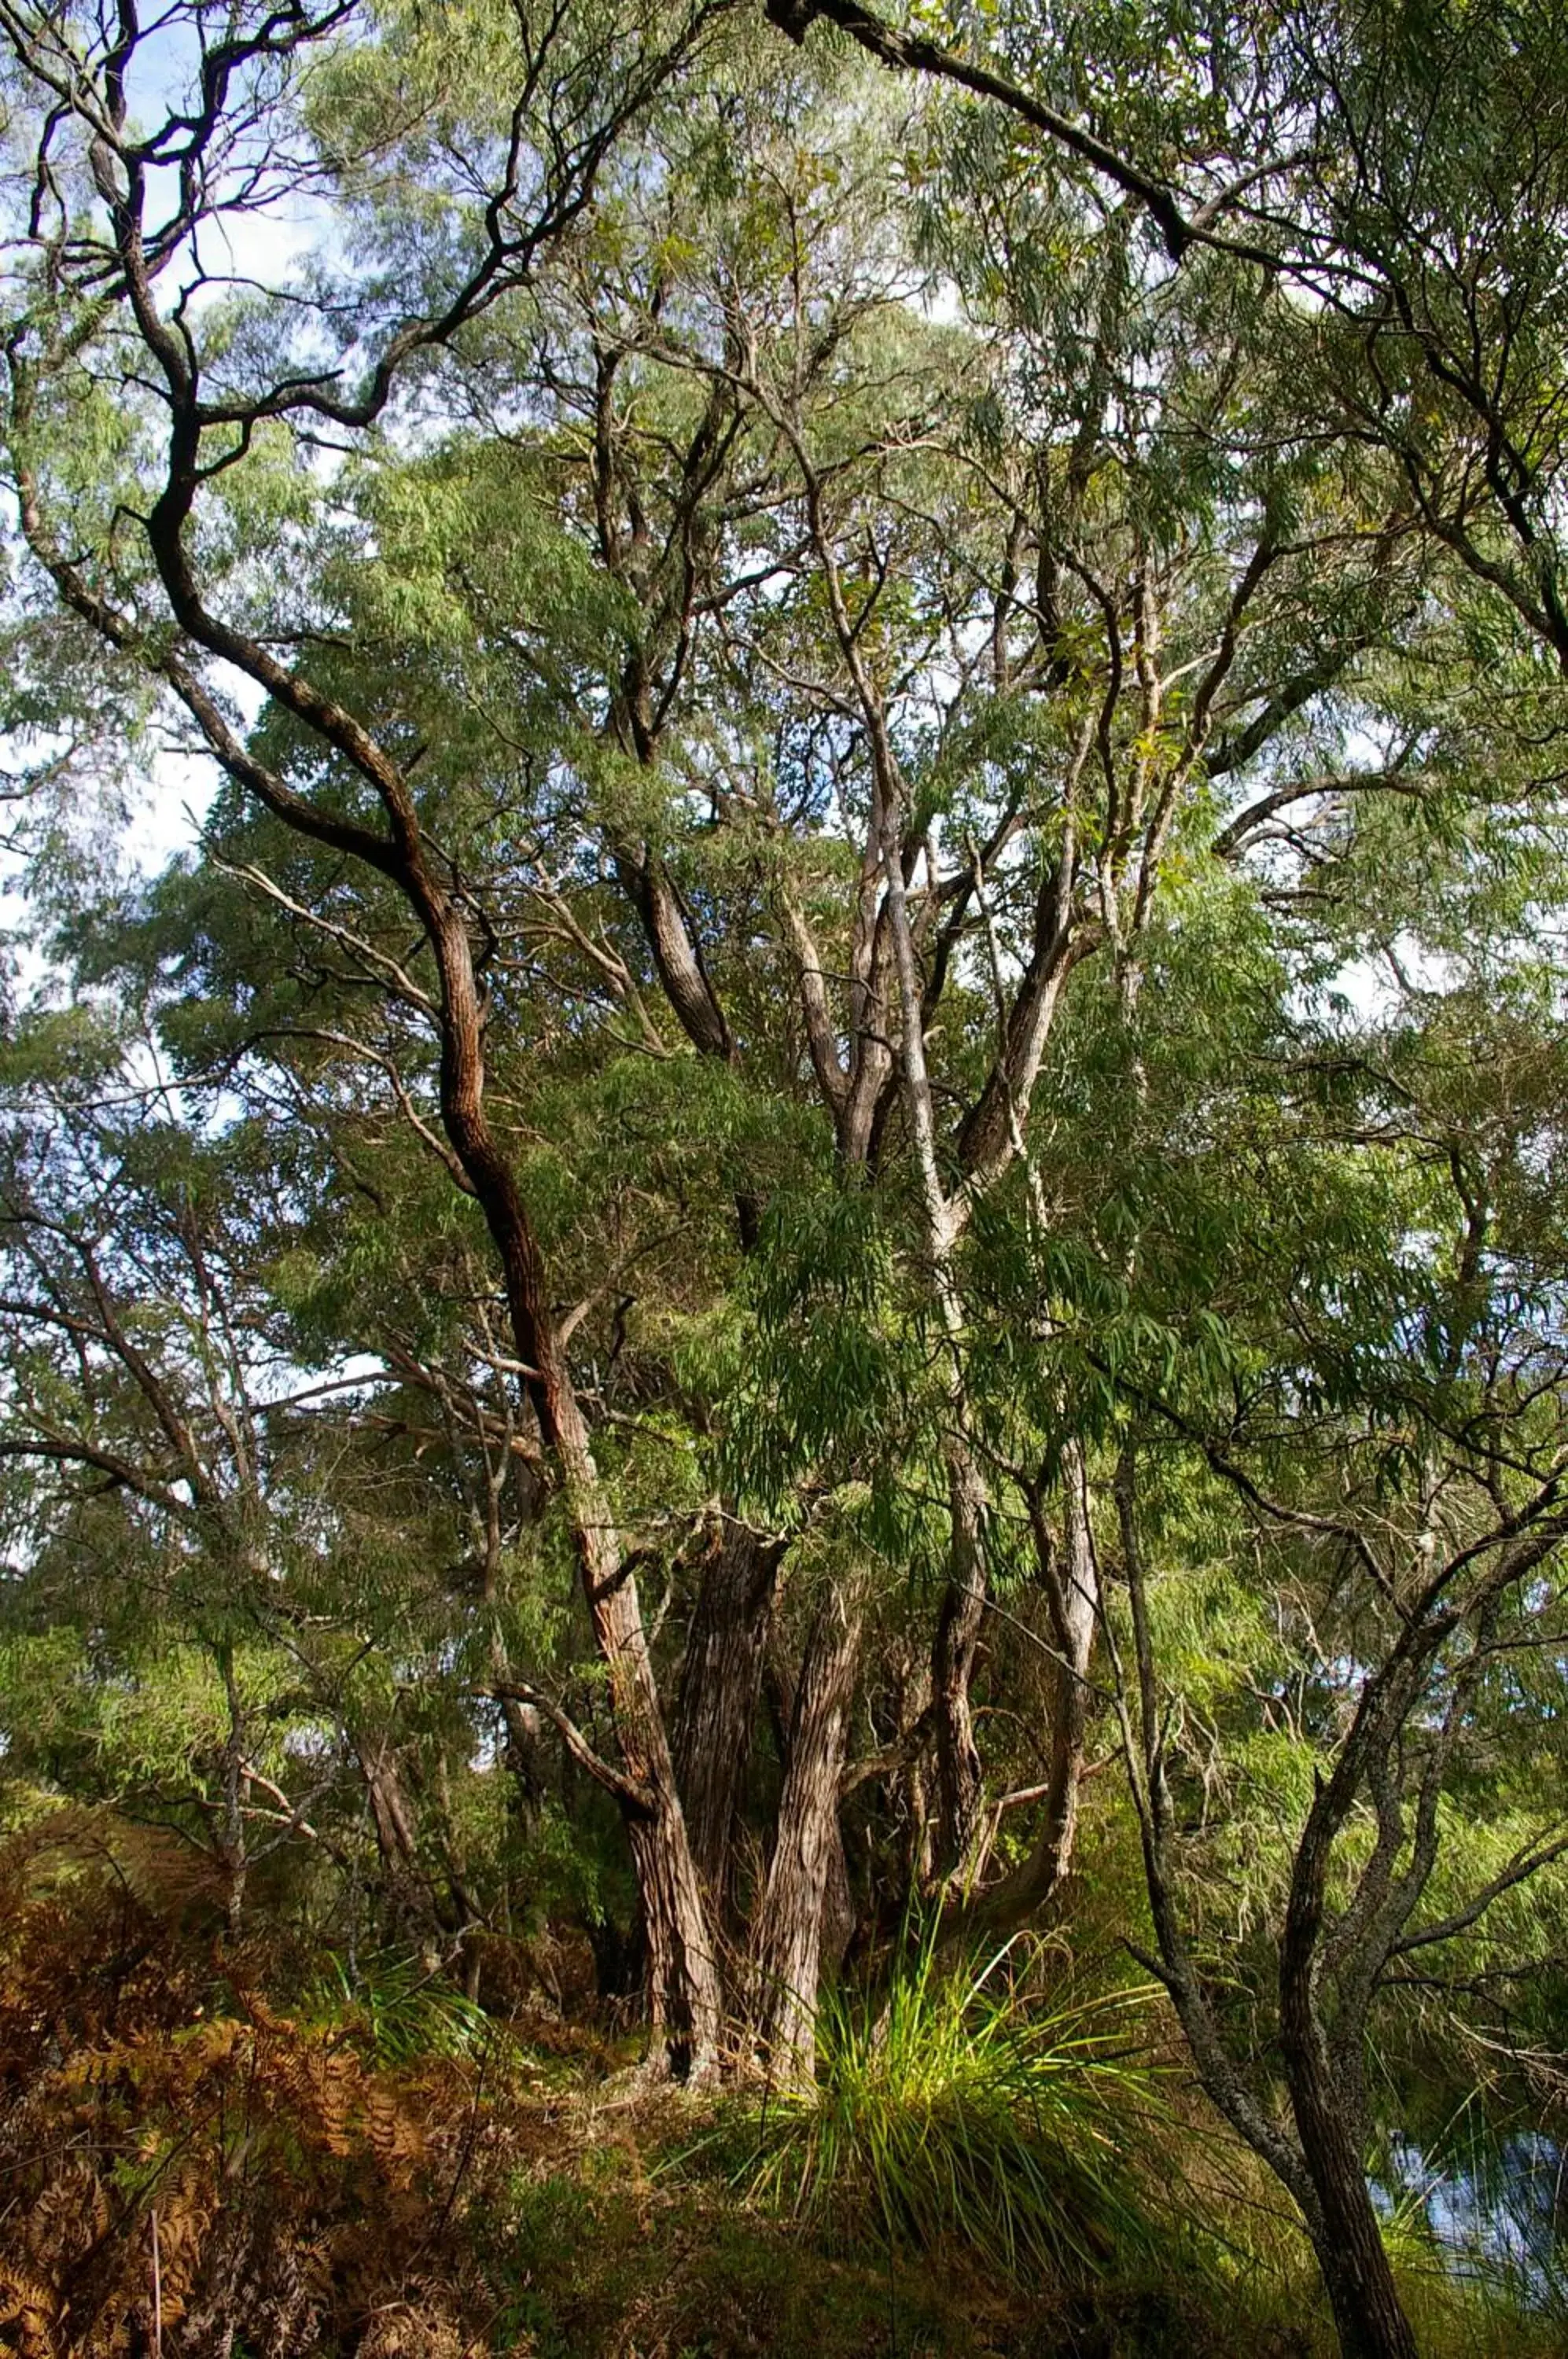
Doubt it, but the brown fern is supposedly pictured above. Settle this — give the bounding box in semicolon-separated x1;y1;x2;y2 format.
0;1813;495;2358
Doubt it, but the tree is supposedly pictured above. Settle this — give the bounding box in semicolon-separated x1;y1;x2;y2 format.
5;5;1568;2350
0;0;744;2072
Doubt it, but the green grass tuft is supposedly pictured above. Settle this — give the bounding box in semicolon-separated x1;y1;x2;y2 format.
713;1927;1168;2286
304;1945;496;2066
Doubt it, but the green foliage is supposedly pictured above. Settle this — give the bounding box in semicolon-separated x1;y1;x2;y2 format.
305;1948;497;2067
720;1930;1167;2285
7;1;1568;2345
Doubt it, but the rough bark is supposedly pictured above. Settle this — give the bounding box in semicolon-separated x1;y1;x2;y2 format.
672;1518;785;1923
1281;2011;1420;2359
931;1447;988;1877
355;1734;434;1930
966;1455;1099;1935
821;1819;857;1976
533;1360;722;2073
750;1572;868;2085
1278;1714;1422;2359
613;844;736;1065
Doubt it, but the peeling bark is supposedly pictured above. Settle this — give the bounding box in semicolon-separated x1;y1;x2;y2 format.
672;1518;785;1924
750;1572;868;2085
930;1450;988;1879
966;1451;1099;1934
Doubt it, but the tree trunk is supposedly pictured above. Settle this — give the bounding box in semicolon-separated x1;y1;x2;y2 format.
963;1457;1099;1938
750;1573;867;2085
613;843;735;1064
931;1444;988;1878
1274;1632;1421;2359
821;1818;857;1977
672;1518;784;1924
1287;2041;1419;2359
1281;1949;1419;2359
14;233;723;2073
496;1684;547;1817
417;885;723;2077
1023;1469;1098;1903
547;1378;723;2074
356;1733;430;1928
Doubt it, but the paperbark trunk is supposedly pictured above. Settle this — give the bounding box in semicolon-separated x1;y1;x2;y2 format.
931;1448;988;1876
750;1574;867;2085
966;1460;1099;1935
672;1520;784;1924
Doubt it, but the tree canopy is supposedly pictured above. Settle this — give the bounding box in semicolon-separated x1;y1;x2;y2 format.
4;5;1568;2354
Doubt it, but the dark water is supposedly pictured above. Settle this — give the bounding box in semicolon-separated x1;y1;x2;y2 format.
1373;2133;1566;2309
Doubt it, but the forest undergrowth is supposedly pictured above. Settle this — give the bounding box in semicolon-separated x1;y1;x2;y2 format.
2;1812;1558;2359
